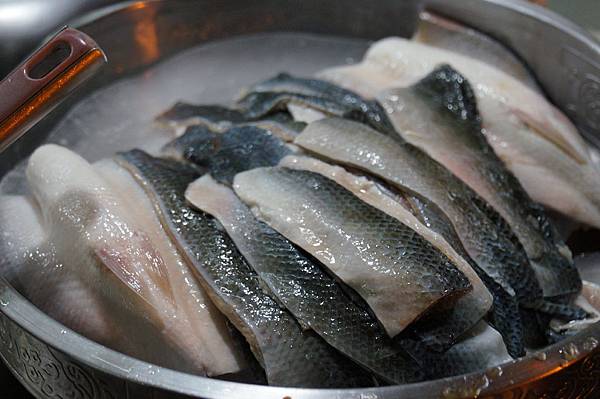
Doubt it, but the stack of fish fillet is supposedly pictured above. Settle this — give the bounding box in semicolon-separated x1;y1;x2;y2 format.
5;12;600;388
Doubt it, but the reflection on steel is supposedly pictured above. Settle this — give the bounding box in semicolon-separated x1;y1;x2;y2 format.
131;3;159;64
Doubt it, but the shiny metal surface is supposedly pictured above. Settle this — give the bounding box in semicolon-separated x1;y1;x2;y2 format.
0;1;599;398
0;0;117;79
0;27;106;153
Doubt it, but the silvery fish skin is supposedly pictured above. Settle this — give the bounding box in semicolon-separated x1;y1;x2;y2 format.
186;175;425;384
418;321;512;378
318;38;600;229
294;118;586;324
379;65;580;299
157;102;304;142
157;102;247;130
279;154;492;351
238;73;395;135
118;150;372;388
24;144;244;376
413;11;539;90
398;191;525;356
233;166;471;337
162;125;293;185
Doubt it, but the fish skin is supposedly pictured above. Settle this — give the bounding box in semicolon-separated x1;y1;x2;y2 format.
157;101;304;141
400;192;525;357
294;118;538;303
405;321;512;378
156;103;246;132
295;118;586;324
186;174;425;384
324;37;589;165
161;125;219;166
379;64;581;299
238;73;396;135
162;125;293;185
233;166;472;338
117;150;372;388
171;121;479;354
280;154;492;352
318;38;600;229
414;11;539;90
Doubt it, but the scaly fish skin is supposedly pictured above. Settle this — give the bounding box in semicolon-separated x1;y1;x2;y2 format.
380;64;581;299
401;192;525;357
280;154;493;352
234;166;471;337
239;73;396;135
118;150;372;388
163;125;293;185
186;175;425;384
158;102;303;141
294;118;591;349
295;118;543;305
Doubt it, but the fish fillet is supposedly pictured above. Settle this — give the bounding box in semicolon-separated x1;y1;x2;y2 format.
234;166;471;337
294;118;586;330
378;65;580;299
186;174;424;383
25;144;243;376
280;154;492;349
118;150;372;387
318;38;600;227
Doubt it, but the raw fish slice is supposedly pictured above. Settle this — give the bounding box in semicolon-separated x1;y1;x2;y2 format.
0;196;180;368
295;118;586;322
397;192;525;356
118;150;372;388
24;145;243;375
423;321;511;378
157;102;246;130
157;102;304;141
234;166;471;337
238;73;395;135
242;117;305;142
161;125;218;164
280;154;492;350
549;281;600;338
380;65;580;299
95;159;246;375
318;39;600;227
186;175;424;383
162;125;293;185
414;11;539;90
325;37;588;165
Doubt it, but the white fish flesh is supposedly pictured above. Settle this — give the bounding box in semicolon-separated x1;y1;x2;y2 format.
24;144;244;376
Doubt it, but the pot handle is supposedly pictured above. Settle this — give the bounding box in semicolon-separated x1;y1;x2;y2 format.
0;27;106;153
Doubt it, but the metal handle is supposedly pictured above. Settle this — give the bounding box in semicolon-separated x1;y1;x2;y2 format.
0;27;106;153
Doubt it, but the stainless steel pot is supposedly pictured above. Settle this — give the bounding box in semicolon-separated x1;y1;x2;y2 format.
1;1;599;398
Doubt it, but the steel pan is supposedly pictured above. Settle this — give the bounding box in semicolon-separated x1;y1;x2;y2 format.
1;0;600;397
